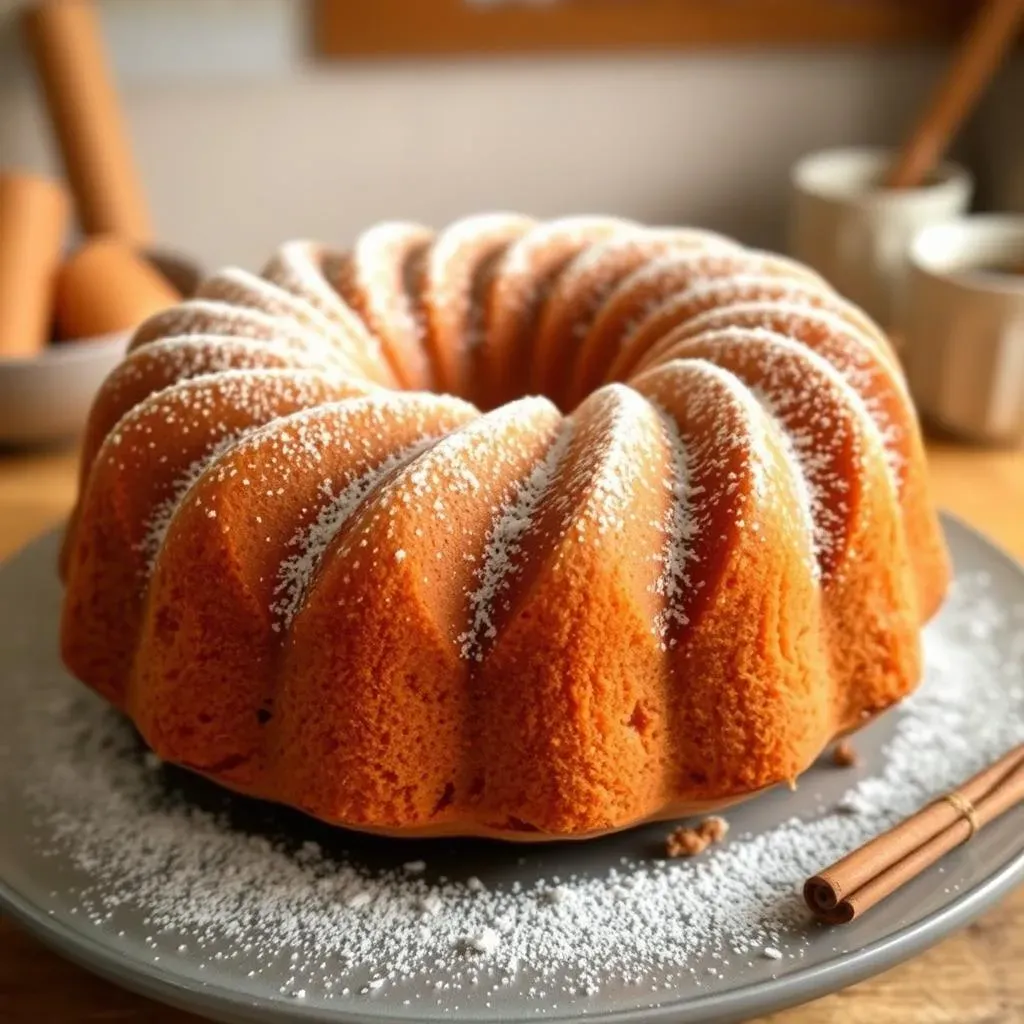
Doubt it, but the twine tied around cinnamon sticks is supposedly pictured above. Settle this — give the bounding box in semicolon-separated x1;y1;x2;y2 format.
804;743;1024;924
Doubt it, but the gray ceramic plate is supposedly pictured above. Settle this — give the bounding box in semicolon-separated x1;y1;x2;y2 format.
1;516;1023;1024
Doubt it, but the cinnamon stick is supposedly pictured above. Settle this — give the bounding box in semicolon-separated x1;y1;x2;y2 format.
805;743;1024;924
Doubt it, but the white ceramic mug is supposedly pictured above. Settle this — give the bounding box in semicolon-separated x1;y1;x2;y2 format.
789;147;973;330
903;216;1024;446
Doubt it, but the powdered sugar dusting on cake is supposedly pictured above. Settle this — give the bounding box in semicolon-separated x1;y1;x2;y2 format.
472;217;634;351
422;214;534;371
680;359;773;504
115;336;314;389
622;275;832;367
565;385;666;540
545;234;660;313
131;299;333;363
263;243;388;362
650;226;744;251
674;301;908;486
650;407;701;647
556;228;734;300
498;216;635;281
755;398;825;580
633;360;780;642
9;570;1022;1010
263;241;370;339
459;421;574;661
120;370;353;573
537;231;716;355
431;214;532;263
723;331;848;577
651;280;900;386
730;328;880;579
426;214;535;322
199;267;323;325
137;435;242;572
764;304;907;485
272;436;438;629
199;265;385;383
333;222;434;387
662;276;830;334
656;326;884;581
605;251;823;356
312;398;559;615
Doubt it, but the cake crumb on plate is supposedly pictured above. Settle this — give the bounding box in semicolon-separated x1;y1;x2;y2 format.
665;815;730;858
832;740;859;767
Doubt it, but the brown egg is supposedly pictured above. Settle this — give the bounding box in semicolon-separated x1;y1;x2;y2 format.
55;237;180;342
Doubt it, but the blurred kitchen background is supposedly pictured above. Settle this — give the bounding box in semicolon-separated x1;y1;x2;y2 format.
1;0;1021;269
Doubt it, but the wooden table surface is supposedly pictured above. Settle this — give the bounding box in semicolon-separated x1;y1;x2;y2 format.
1;440;1022;1024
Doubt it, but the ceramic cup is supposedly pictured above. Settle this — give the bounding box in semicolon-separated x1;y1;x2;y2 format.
902;215;1024;446
789;147;973;329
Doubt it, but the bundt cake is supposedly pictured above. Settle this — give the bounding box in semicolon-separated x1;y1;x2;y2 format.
60;214;950;840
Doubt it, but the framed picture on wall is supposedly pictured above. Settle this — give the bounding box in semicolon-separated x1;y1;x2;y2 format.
313;0;983;60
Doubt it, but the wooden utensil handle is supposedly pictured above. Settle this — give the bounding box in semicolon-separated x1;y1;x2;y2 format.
22;0;153;242
0;173;69;358
885;0;1024;189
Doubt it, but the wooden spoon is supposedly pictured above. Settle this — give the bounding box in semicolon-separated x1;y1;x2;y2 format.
885;0;1024;189
22;0;153;242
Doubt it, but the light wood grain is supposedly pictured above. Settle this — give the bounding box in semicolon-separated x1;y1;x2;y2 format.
1;439;1022;1022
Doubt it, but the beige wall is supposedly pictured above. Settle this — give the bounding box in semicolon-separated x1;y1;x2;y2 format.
1;1;1016;270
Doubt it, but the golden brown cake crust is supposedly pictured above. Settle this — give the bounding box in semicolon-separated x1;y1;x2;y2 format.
60;215;951;842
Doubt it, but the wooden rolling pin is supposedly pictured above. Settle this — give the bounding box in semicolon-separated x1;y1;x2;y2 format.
54;238;180;341
885;0;1024;189
22;0;153;242
0;172;69;358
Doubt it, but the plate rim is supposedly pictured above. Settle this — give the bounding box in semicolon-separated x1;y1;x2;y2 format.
2;511;1023;1024
4;843;1024;1024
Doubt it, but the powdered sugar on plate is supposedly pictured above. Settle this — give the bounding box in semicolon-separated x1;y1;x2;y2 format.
2;554;1023;1018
